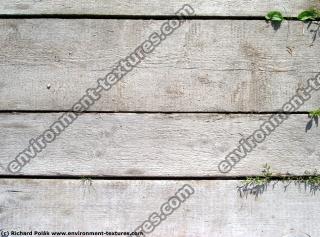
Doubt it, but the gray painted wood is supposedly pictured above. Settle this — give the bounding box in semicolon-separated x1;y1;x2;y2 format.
1;19;320;112
0;0;319;17
0;179;319;237
0;113;319;176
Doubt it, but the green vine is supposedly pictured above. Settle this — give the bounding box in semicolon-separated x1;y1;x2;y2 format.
265;11;284;23
265;7;320;22
298;8;320;21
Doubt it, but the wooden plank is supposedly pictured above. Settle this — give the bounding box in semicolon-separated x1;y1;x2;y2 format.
0;113;319;176
0;0;319;17
1;19;320;112
0;179;319;236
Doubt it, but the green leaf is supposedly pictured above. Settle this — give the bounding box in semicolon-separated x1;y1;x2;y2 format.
297;9;319;21
265;11;284;22
309;108;320;118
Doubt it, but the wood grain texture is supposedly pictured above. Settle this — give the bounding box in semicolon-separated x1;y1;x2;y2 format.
1;19;320;112
0;0;319;17
0;113;319;176
0;179;319;237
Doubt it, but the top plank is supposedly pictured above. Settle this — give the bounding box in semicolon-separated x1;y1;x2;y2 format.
0;0;319;17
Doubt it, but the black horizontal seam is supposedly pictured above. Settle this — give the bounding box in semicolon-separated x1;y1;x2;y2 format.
0;175;316;181
0;14;302;21
0;110;311;114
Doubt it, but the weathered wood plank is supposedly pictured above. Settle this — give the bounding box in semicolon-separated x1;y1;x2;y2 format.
1;19;320;112
0;0;319;17
0;113;319;176
0;179;319;237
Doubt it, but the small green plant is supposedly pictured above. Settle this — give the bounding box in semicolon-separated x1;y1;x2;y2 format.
238;165;320;198
80;177;96;197
80;176;93;186
309;108;320;118
238;164;273;198
265;11;284;23
306;108;319;132
242;164;272;187
298;8;320;21
303;170;320;186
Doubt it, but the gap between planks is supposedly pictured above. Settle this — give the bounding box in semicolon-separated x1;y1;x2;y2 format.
0;15;301;20
0;111;311;114
0;175;317;180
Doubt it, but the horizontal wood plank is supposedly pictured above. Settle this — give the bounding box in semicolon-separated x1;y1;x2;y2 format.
1;19;320;112
0;179;319;236
0;113;319;176
0;0;319;17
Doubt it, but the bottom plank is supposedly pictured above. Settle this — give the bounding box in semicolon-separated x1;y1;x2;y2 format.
0;179;319;237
